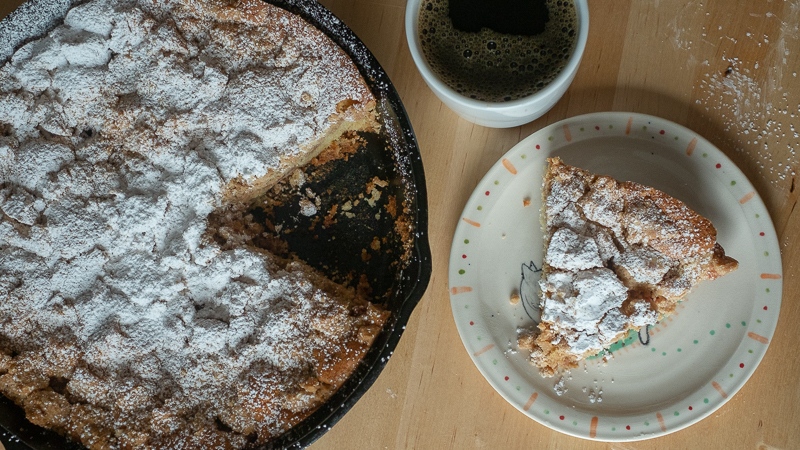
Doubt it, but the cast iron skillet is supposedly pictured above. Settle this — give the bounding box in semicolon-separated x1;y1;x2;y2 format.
0;0;431;449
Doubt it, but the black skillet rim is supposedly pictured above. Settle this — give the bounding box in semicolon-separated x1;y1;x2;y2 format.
0;0;432;449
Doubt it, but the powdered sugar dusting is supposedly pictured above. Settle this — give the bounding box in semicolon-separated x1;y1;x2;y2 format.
540;268;628;355
693;2;799;186
0;0;379;446
522;158;737;375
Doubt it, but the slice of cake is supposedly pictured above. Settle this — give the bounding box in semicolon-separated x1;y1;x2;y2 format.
518;157;738;377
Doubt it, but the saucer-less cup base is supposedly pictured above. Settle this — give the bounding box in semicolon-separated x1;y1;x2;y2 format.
405;0;589;128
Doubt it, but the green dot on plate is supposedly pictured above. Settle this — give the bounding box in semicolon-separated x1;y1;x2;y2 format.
492;359;497;365
464;239;470;244
726;323;731;328
730;373;734;378
477;206;482;210
580;127;585;131
731;180;737;186
458;269;465;275
704;398;709;404
516;386;521;391
521;154;527;159
548;136;554;141
674;136;679;140
710;330;715;335
674;411;679;416
573;421;578;426
741;321;746;326
755;213;760;218
612;427;616;431
652;348;656;352
609;125;614;129
645;421;650;426
662;352;667;356
693;340;699;344
766;288;770;293
677;348;682;352
494;180;499;185
757;319;762;323
477;336;481;340
545;410;550;414
702;153;708;157
748;349;753;353
642;126;648;130
764;251;769;256
464;305;469;309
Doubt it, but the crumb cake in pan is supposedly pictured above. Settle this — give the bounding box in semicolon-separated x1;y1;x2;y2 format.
0;0;402;448
518;157;738;377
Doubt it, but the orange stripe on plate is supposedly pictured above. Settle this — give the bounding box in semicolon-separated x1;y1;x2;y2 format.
462;218;481;227
712;381;728;398
473;344;494;357
747;332;769;344
761;273;781;279
739;191;755;204
502;158;518;175
563;124;572;142
625;116;633;135
686;137;698;156
523;393;538;411
450;286;473;295
590;416;599;438
656;413;666;432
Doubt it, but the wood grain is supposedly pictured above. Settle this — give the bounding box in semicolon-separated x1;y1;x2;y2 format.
1;0;798;449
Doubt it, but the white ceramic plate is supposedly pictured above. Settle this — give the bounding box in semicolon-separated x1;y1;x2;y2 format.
448;112;782;441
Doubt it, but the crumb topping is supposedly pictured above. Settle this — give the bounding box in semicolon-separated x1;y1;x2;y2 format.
520;157;739;377
0;0;383;447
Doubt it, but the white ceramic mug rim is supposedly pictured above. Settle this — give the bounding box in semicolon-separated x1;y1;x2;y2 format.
405;0;589;111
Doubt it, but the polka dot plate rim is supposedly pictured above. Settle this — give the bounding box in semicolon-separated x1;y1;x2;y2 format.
447;112;782;442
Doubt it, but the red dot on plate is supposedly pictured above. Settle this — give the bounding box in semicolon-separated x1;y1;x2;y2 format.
763;306;768;311
595;126;600;130
559;415;565;420
740;363;745;368
504;376;509;381
759;232;765;236
716;163;722;169
469;321;474;326
462;254;467;259
689;406;693;411
626;425;631;430
485;191;490;196
535;144;541;149
659;130;665;135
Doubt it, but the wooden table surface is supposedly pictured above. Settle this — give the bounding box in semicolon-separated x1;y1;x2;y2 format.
1;1;799;449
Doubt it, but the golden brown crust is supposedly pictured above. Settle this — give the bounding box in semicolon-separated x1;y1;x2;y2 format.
621;181;717;259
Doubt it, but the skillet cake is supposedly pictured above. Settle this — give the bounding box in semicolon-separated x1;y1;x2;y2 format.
0;0;390;448
518;157;738;377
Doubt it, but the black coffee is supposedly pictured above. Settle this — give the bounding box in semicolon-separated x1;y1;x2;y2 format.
418;0;577;102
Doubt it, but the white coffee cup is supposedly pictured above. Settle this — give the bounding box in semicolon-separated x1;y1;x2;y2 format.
405;0;589;128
